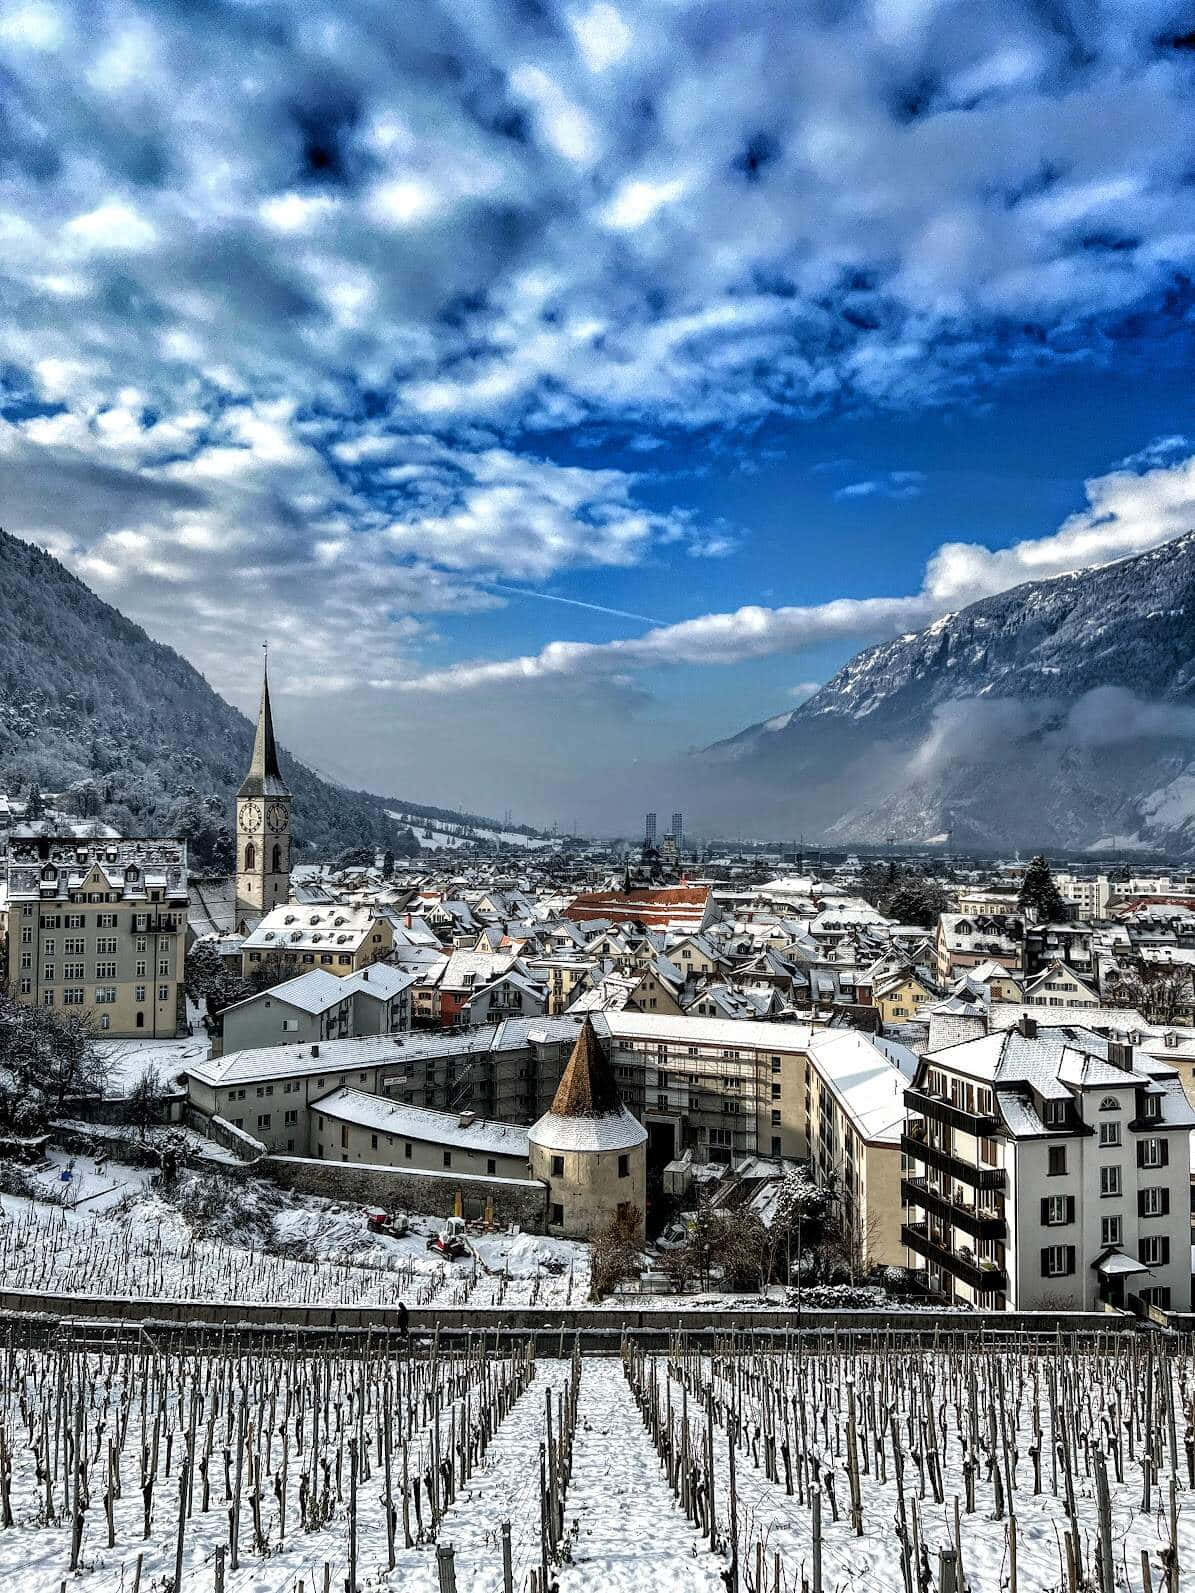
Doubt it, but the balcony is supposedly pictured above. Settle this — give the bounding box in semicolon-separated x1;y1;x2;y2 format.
905;1087;1000;1138
901;1177;1006;1242
901;1221;1007;1295
901;1133;1005;1192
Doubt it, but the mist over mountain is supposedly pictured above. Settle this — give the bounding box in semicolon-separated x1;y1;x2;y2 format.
699;532;1195;853
0;530;531;866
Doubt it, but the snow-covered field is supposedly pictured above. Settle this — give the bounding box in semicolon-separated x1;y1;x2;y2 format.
0;1340;1188;1592
386;810;550;851
0;1162;591;1308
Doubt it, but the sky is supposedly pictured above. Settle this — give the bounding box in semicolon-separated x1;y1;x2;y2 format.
2;0;1195;832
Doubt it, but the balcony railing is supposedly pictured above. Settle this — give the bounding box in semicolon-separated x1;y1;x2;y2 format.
901;1176;1006;1241
905;1087;1000;1138
901;1221;1007;1294
901;1133;1006;1191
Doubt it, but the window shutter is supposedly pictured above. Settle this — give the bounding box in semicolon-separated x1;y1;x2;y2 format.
1040;1247;1050;1276
1160;1139;1169;1167
1137;1142;1146;1168
1066;1245;1076;1275
1066;1195;1075;1223
1162;1188;1171;1216
1160;1238;1171;1265
1040;1197;1050;1225
1138;1189;1147;1217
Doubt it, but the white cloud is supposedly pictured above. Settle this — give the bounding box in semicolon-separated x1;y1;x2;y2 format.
64;202;156;252
602;177;686;230
400;446;1195;692
569;4;632;72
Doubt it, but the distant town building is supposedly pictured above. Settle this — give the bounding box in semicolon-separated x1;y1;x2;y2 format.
564;884;714;932
644;812;657;845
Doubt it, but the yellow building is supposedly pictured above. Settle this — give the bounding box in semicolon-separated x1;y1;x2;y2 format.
4;834;188;1036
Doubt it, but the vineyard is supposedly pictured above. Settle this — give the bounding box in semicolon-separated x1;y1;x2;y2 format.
0;1184;589;1312
0;1325;1190;1592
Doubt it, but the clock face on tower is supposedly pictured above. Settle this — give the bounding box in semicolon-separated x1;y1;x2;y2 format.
266;801;288;833
242;800;263;832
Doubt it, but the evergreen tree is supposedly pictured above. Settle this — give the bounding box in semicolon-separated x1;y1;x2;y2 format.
1017;855;1065;922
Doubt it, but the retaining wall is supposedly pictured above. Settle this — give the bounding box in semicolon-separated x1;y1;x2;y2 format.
265;1154;548;1231
0;1288;1155;1338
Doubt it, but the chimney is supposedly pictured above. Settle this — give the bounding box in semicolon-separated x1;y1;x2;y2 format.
405;913;412;928
1165;1030;1178;1048
1018;1014;1037;1039
1107;1038;1134;1072
361;969;368;981
311;1043;320;1057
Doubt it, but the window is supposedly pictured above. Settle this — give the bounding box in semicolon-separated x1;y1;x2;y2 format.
1144;1095;1162;1121
158;985;170;1001
135;985;146;1003
43;939;56;957
96;937;117;955
136;936;147;953
284;1110;299;1127
771;1056;781;1072
549;1202;564;1226
771;1136;782;1156
771;1082;781;1100
1139;1187;1169;1218
1099;1122;1121;1148
370;1134;378;1150
94;987;117;1005
1137;1138;1168;1169
1101;1216;1122;1247
63;963;84;981
42;965;55;982
1140;1235;1171;1267
1100;1165;1122;1198
95;962;117;980
551;1154;564;1177
1041;1195;1073;1226
404;1142;412;1160
1099;1096;1119;1112
158;959;170;978
257;1114;271;1130
135;960;146;978
618;1153;630;1178
1043;1100;1069;1128
1041;1245;1076;1278
1140;1285;1171;1310
1047;1146;1067;1177
64;938;84;956
42;991;54;1007
442;1151;452;1168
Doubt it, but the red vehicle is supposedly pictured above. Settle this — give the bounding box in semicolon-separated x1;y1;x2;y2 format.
364;1208;409;1238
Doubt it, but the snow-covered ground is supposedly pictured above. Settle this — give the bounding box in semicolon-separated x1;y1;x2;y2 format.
386;810;550;851
93;1029;209;1092
0;1161;591;1308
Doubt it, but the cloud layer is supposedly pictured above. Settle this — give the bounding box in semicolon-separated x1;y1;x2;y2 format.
401;446;1195;691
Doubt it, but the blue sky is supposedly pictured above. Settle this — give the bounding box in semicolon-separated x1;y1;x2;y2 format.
3;0;1195;829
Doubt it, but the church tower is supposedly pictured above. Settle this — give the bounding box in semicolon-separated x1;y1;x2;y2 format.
236;657;291;919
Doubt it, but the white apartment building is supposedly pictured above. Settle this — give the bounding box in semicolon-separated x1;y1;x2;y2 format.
902;1017;1193;1313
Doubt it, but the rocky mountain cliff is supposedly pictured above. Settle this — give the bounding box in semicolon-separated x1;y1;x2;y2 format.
703;532;1195;852
0;530;534;866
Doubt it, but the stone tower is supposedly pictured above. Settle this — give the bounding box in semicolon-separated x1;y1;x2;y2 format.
236;658;291;919
528;1017;647;1240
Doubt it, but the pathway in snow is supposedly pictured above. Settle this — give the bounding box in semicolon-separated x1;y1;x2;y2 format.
390;1360;572;1592
559;1361;727;1592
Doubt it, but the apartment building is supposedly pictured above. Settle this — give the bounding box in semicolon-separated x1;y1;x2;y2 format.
310;1090;530;1178
4;833;188;1037
803;1029;912;1268
902;1017;1193;1312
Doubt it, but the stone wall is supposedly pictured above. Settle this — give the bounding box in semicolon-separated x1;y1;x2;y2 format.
184;1106;265;1164
65;1090;186;1129
266;1154;548;1230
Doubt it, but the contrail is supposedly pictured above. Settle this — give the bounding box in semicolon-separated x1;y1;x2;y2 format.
484;582;664;625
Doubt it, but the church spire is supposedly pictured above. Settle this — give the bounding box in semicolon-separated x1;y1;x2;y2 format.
237;652;289;798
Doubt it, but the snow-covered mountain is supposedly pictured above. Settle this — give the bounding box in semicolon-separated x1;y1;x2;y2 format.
702;532;1195;852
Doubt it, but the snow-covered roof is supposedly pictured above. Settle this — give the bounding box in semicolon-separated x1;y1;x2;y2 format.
242;903;386;953
312;1087;529;1158
805;1030;911;1145
339;964;416;1000
223;968;352;1017
527;1105;646;1152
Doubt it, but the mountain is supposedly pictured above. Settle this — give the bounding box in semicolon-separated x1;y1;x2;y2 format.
0;530;540;867
702;532;1195;853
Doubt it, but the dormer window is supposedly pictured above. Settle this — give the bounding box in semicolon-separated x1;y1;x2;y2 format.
1145;1095;1162;1121
1043;1099;1069;1129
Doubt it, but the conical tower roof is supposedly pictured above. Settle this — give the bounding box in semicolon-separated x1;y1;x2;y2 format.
238;658;290;798
528;1018;647;1152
